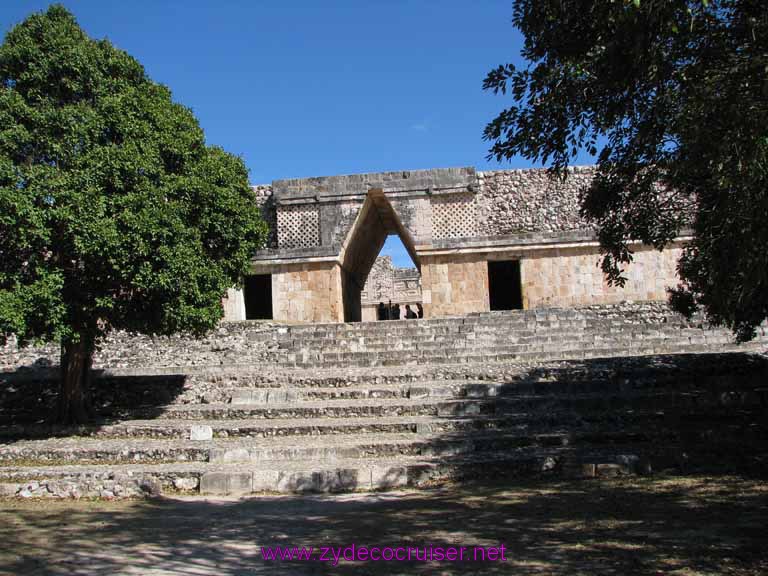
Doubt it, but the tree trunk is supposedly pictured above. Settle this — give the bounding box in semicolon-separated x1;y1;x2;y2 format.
59;338;94;424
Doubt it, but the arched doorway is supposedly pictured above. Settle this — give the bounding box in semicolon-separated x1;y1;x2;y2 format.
339;189;420;322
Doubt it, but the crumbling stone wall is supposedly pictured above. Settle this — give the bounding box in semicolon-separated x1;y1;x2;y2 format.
252;185;277;248
476;166;595;236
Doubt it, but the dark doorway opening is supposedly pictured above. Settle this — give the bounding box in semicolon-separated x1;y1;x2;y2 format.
243;274;272;320
488;260;523;310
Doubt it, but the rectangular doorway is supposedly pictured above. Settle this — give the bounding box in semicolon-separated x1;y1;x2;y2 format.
488;260;523;310
243;274;273;319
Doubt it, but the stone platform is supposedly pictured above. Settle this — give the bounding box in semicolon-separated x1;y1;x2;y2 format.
0;304;766;498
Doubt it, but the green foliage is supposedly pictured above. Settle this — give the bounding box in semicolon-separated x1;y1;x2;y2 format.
0;5;267;348
484;0;768;341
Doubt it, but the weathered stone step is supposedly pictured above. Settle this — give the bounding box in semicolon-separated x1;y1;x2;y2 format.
211;380;768;406
280;341;763;368
0;414;517;440
4;405;764;443
270;329;733;353
0;429;670;467
218;380;492;404
0;446;652;497
117;398;496;420
87;388;764;422
5;303;764;374
273;314;716;334
271;313;700;339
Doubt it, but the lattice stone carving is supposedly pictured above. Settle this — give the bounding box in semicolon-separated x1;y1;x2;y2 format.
277;204;320;248
431;193;477;239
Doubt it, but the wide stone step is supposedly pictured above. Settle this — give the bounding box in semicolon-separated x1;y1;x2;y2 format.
212;382;767;407
83;388;761;422
273;327;702;346
0;446;653;497
0;429;672;467
4;404;764;443
279;341;763;368
272;314;698;340
270;328;728;353
121;398;498;420
0;414;519;440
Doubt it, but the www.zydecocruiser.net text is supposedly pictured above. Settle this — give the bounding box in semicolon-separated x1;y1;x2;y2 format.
261;544;508;565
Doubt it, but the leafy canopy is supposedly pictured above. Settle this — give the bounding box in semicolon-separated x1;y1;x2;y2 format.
0;5;267;347
484;0;767;341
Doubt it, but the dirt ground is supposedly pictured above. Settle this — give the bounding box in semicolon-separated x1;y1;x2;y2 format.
1;474;766;576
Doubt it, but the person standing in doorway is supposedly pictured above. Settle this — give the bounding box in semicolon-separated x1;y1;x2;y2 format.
417;303;424;319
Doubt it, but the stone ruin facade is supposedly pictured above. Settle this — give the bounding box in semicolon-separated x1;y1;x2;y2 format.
222;166;686;324
359;256;422;322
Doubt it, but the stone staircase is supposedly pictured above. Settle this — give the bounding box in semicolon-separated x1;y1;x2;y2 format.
0;303;766;498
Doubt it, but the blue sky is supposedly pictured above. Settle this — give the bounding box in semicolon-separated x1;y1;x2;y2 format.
1;1;595;268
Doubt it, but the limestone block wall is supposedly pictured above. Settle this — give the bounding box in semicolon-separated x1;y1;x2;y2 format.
476;167;594;236
519;244;684;309
420;254;490;318
222;288;246;321
418;243;683;319
271;262;343;323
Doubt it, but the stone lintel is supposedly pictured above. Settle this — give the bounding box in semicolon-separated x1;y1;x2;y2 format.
272;167;476;203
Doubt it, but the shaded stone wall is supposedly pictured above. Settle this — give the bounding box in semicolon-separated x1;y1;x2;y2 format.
476;167;595;236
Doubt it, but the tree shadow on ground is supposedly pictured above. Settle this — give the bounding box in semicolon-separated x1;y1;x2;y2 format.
1;474;766;575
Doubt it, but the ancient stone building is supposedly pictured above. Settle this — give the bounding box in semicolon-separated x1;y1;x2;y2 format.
222;166;686;323
359;256;422;322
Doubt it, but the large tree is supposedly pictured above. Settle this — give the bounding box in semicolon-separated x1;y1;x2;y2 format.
484;0;767;341
0;5;267;422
